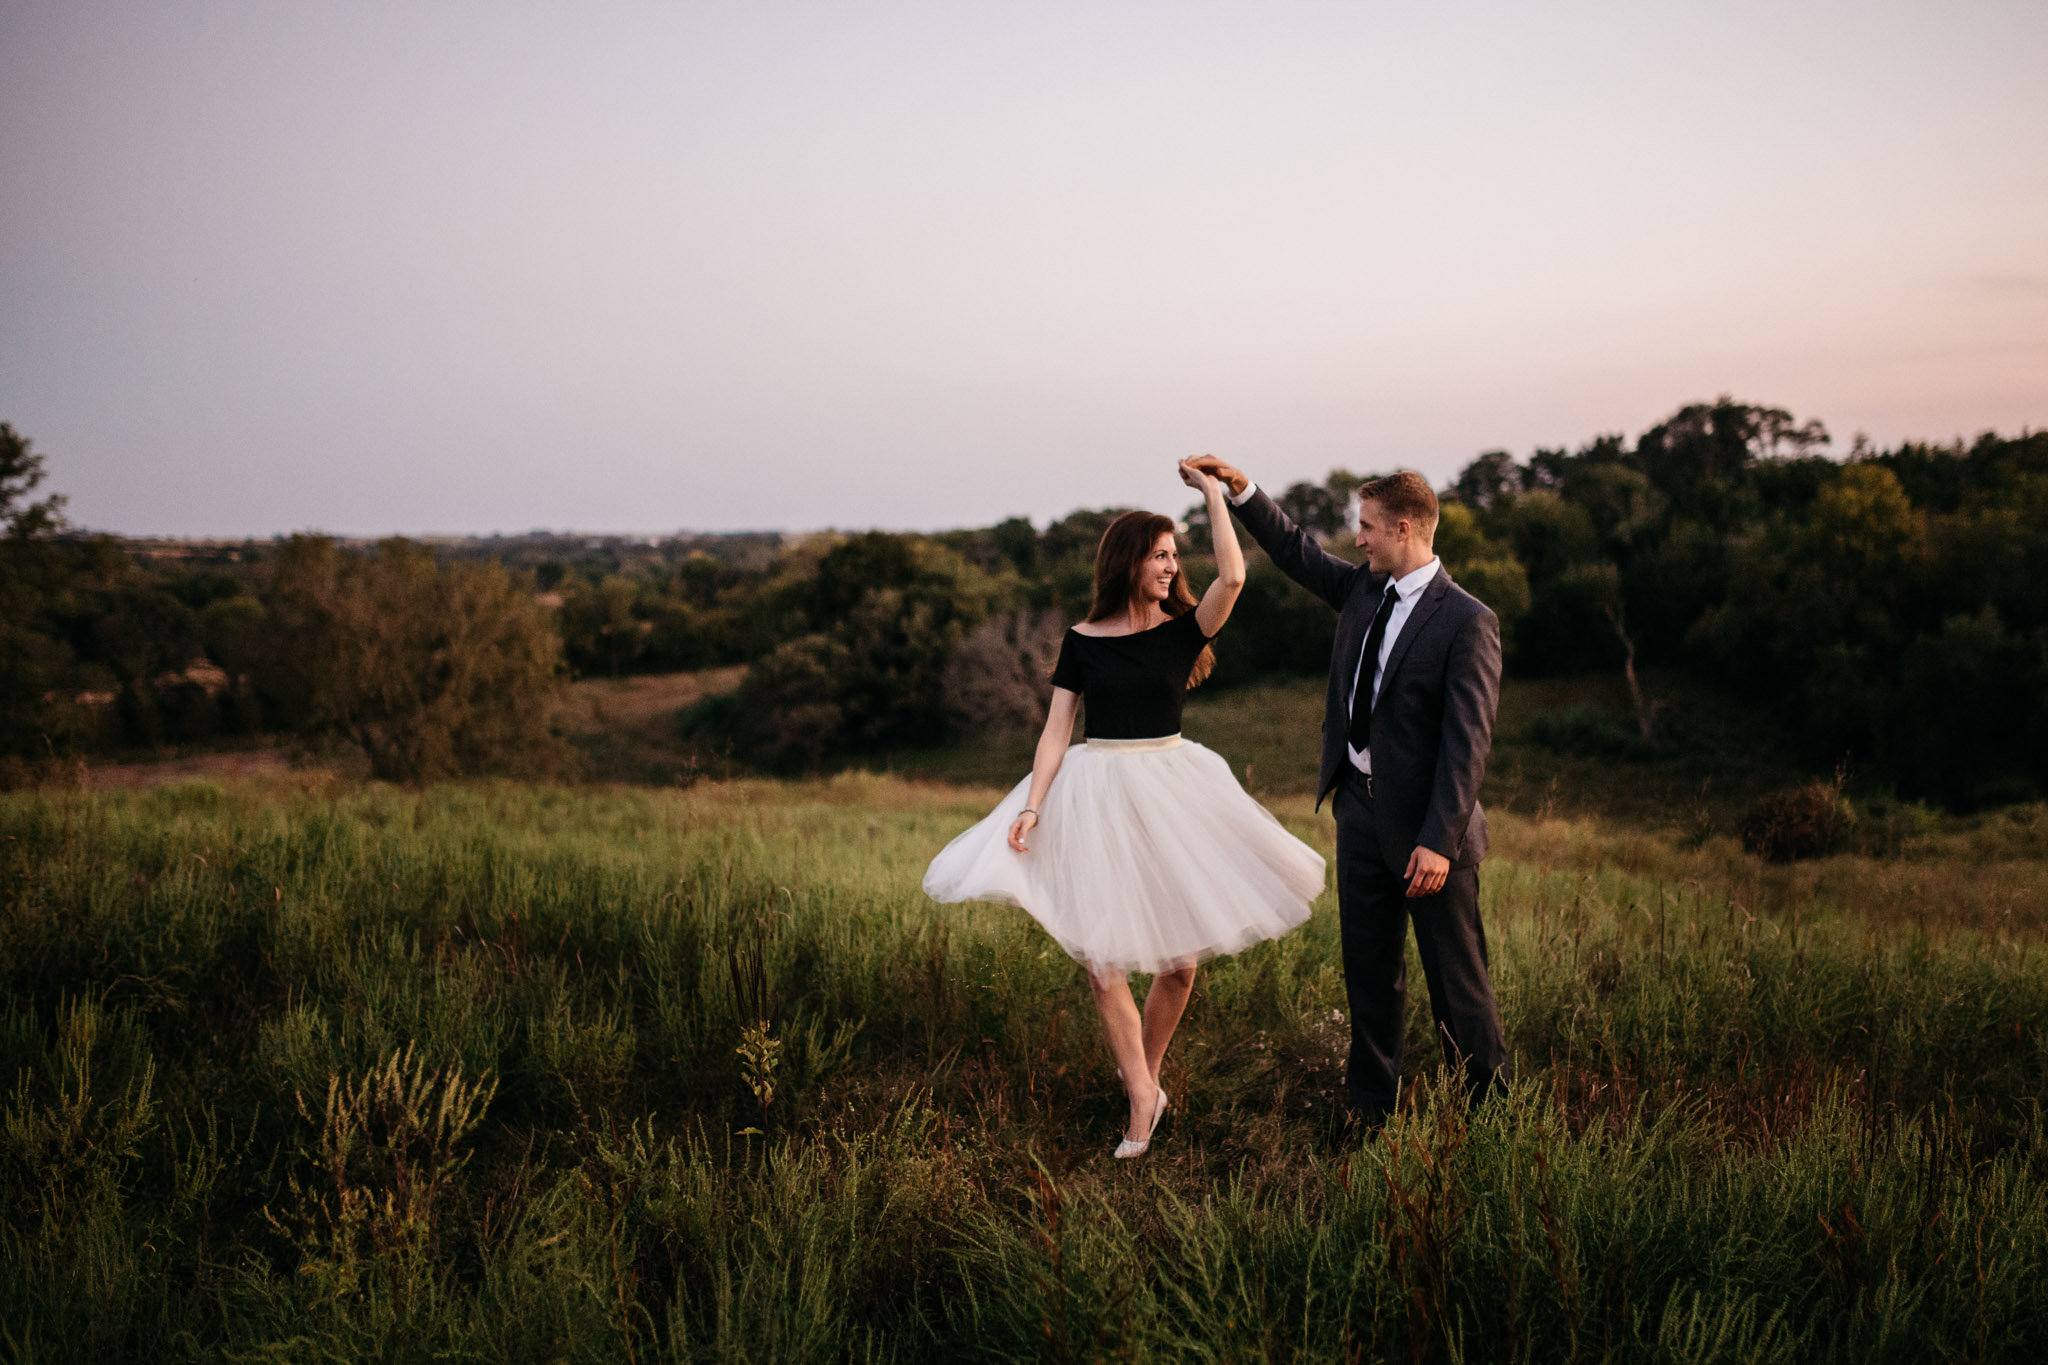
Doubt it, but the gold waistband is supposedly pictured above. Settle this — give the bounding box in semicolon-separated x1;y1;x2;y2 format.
1084;734;1184;753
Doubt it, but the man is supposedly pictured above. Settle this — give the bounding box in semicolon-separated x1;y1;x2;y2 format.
1189;456;1509;1128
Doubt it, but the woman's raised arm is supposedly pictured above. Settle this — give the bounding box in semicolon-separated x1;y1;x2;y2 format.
1180;458;1246;637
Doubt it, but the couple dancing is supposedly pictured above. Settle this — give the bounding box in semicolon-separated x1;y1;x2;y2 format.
925;456;1510;1157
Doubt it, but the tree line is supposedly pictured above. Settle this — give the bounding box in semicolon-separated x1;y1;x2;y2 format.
2;403;2042;805
1431;400;2047;808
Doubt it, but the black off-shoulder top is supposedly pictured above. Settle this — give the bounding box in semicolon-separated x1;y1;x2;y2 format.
1049;610;1215;739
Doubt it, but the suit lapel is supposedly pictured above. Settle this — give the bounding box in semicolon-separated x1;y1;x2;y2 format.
1333;572;1387;700
1376;569;1450;700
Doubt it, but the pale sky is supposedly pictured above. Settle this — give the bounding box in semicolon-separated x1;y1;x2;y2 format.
3;1;2044;537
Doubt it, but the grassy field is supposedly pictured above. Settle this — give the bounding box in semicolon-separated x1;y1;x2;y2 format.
3;757;2046;1361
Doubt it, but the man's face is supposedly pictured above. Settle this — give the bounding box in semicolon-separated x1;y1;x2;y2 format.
1355;497;1406;572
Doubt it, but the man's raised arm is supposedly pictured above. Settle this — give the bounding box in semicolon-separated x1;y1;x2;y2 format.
1186;455;1363;612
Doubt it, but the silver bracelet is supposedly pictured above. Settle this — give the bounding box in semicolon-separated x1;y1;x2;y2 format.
1019;807;1038;816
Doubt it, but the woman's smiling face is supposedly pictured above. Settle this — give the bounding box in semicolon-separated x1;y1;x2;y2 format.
1137;531;1179;603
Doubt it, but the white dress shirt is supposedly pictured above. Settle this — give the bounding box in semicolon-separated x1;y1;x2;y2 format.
1229;480;1439;774
1345;557;1439;773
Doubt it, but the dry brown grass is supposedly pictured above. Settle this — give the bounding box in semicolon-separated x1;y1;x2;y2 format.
76;749;298;789
555;665;746;733
554;665;746;781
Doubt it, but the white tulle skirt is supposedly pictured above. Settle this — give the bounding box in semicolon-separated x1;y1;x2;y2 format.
922;735;1326;974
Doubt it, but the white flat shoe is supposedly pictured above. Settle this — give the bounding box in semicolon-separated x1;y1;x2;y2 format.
1114;1087;1169;1159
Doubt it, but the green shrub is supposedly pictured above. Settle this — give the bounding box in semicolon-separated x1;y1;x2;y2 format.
260;536;569;782
1740;781;1855;861
723;535;1005;769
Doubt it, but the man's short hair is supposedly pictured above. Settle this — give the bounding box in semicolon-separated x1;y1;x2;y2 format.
1357;471;1439;537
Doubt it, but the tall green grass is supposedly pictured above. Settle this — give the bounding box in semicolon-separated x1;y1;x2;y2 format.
2;775;2044;1360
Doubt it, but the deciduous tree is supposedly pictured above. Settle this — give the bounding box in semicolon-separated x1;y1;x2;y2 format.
262;537;566;782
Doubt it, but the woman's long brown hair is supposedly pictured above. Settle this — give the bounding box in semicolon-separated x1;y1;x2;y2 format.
1085;511;1215;688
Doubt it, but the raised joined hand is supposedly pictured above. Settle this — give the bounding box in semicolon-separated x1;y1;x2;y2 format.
1177;457;1221;494
1185;454;1248;497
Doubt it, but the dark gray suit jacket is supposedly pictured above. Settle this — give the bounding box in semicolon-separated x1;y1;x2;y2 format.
1232;488;1502;868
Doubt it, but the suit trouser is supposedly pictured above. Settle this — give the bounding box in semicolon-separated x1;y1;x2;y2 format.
1332;766;1510;1119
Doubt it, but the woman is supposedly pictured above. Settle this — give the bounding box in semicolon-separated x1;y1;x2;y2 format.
923;459;1326;1157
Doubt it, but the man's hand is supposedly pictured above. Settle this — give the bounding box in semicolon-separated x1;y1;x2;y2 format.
1185;455;1248;498
1404;846;1450;897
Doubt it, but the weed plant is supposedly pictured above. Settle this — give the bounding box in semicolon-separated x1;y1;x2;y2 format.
1;775;2045;1361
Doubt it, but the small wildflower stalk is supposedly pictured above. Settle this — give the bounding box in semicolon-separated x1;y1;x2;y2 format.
736;1019;781;1123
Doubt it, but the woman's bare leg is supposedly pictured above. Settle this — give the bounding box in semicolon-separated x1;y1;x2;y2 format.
1088;969;1160;1140
1141;964;1197;1086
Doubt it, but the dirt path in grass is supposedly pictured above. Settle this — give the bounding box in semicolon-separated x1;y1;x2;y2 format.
76;749;300;790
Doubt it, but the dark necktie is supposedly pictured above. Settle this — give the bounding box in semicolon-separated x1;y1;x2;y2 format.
1346;582;1399;753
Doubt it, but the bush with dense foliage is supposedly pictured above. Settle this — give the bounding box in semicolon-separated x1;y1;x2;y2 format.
261;536;568;782
727;533;1009;770
1739;780;1857;862
1;425;267;763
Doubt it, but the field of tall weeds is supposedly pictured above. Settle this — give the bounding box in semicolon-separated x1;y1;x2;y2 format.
2;774;2045;1361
